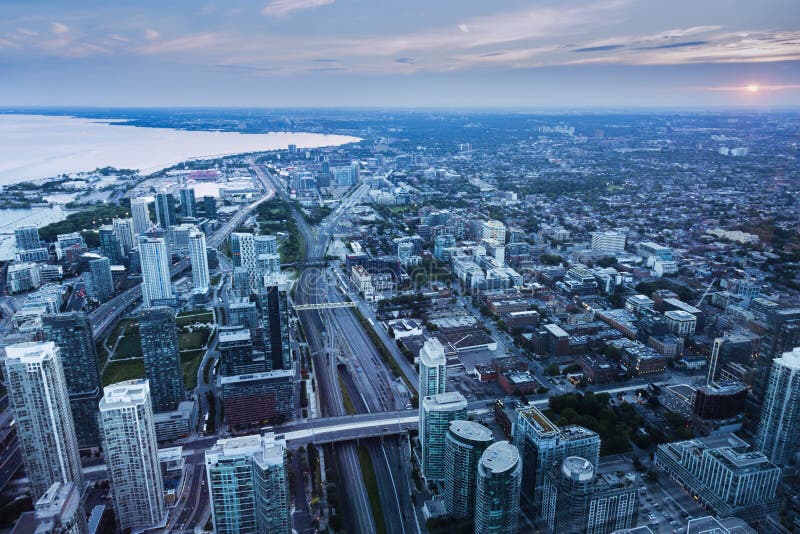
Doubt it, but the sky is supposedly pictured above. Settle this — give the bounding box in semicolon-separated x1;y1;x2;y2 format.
1;0;800;108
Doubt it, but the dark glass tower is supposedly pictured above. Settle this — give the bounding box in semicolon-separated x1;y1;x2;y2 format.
137;306;185;411
154;192;177;229
256;281;290;371
42;312;102;448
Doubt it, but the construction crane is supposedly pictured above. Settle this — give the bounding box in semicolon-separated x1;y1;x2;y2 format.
695;277;718;308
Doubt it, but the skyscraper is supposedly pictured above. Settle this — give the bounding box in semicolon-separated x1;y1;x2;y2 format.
112;218;135;256
99;380;165;532
203;196;217;219
754;347;800;466
3;342;83;500
137;307;184;412
138;236;174;307
512;405;601;511
99;225;124;265
42;312;102;449
179;187;196;218
541;457;638;534
14;225;41;251
130;197;152;235
744;308;800;435
256;276;291;371
474;441;522;534
420;392;467;481
206;433;290;534
418;337;447;399
154;192;177;229
443;420;493;519
219;327;261;376
89;257;114;302
23;482;89;534
188;229;210;293
231;232;260;290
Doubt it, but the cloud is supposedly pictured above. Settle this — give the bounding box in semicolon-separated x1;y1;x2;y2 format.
573;44;625;52
51;22;69;35
261;0;334;17
458;24;469;33
395;57;415;64
144;29;160;41
635;40;708;50
17;28;38;37
136;33;223;54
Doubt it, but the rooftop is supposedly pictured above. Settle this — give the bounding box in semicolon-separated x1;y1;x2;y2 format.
480;441;519;475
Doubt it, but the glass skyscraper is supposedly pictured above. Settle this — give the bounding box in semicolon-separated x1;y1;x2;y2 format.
754;347;800;466
475;441;522;534
206;433;290;534
420;392;467;481
137;306;185;412
42;312;102;448
154;192;176;229
179;187;196;218
443;420;493;519
138;236;175;307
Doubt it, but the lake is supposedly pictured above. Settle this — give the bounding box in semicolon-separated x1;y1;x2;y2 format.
0;114;360;184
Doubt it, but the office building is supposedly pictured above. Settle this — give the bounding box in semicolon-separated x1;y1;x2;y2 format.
89;257;114;302
137;307;185;412
474;441;522;534
512;405;600;509
664;310;697;337
188;230;210;293
3;342;83;500
227;300;259;330
443;420;493;519
112;218;135;256
130;197;152;235
179;187;196;218
203;196;217;219
138;236;175;307
254;234;278;255
220;369;294;428
754;347;800;466
255;277;290;371
744;308;800;435
15;225;41;251
219;328;262;376
541;457;637;534
42;312;102;449
591;231;627;254
480;219;507;243
99;380;166;532
13;482;88;534
421;392;467;481
654;435;780;521
99;225;124;265
154;192;176;229
231;232;259;290
205;433;290;534
418;337;447;399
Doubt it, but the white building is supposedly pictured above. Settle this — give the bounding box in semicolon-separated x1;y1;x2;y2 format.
188;230;210;294
112;218;136;256
130;197;152;235
664;310;697;337
755;347;800;466
418;337;447;398
3;342;84;500
138;236;175;307
99;380;166;533
590;231;627;254
7;262;42;293
351;264;374;295
480;220;507;243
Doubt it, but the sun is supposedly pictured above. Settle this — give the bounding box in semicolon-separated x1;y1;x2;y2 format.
745;84;761;93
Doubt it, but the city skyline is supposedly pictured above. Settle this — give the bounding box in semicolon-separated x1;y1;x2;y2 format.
1;0;799;107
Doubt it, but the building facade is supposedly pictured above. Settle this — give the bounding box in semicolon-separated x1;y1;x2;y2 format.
474;441;522;534
188;229;210;293
42;312;102;448
443;420;494;519
99;380;166;532
3;342;84;500
138;236;175;307
130;197;152;235
420;392;467;481
754;347;800;466
137;307;185;412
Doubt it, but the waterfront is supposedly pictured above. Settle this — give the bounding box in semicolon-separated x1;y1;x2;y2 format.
0;114;360;184
0;205;70;260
